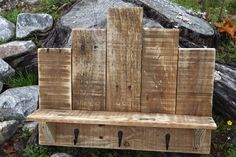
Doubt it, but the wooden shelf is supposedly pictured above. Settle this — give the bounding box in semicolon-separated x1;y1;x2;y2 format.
28;109;217;130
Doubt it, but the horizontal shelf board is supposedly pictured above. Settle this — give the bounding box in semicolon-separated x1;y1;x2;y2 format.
28;109;217;130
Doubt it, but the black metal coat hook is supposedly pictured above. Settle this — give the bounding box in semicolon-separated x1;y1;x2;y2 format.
165;133;170;150
118;130;123;147
74;128;79;145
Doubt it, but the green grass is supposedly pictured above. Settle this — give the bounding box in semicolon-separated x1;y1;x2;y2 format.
216;36;236;62
23;145;52;157
4;71;38;88
0;40;7;45
34;0;76;20
0;8;22;24
171;0;201;11
171;0;235;22
19;128;31;143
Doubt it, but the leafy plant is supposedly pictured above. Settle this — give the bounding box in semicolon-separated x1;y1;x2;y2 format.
19;128;31;142
23;145;76;157
0;40;7;45
23;145;51;157
4;71;38;88
227;147;236;157
0;8;22;24
216;36;236;62
211;115;236;156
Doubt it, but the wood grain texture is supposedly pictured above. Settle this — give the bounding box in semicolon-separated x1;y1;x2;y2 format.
39;123;212;154
28;109;217;129
38;48;71;110
141;28;179;113
72;29;106;111
40;122;56;143
106;8;143;112
176;48;215;116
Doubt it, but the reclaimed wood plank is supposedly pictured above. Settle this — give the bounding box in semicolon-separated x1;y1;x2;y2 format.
38;48;71;110
39;123;212;154
40;122;56;143
72;29;106;111
141;28;179;113
106;8;143;112
28;109;217;129
176;48;215;116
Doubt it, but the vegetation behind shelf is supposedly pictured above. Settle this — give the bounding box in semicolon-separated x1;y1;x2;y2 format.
3;71;38;88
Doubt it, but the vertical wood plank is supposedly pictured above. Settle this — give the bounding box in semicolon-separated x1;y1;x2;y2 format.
141;29;179;113
106;8;143;112
72;29;106;110
176;48;215;116
38;48;71;110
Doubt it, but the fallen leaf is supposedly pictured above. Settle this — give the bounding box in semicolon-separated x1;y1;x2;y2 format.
215;17;236;43
2;142;16;154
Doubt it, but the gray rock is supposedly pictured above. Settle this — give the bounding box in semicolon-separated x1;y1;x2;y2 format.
23;0;40;4
16;13;53;38
44;0;162;48
0;120;18;145
214;63;236;121
23;121;38;131
0;40;36;59
0;81;2;93
60;0;134;29
0;109;25;122
44;0;215;48
0;58;15;80
143;18;163;28
51;153;72;157
128;0;214;35
0;86;39;120
4;50;38;72
0;16;15;41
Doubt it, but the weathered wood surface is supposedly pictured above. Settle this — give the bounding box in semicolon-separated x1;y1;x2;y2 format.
28;109;216;129
40;122;56;143
176;48;215;116
141;28;179;113
38;48;72;110
72;29;106;111
106;8;143;112
39;123;212;154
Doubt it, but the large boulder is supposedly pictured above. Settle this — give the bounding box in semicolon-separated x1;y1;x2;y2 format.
214;62;236;121
16;13;53;39
0;16;15;41
44;0;162;48
0;120;18;145
0;40;36;59
0;86;38;122
0;40;37;72
44;0;215;48
0;81;3;93
124;0;215;47
4;50;38;72
0;109;25;122
0;58;15;80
